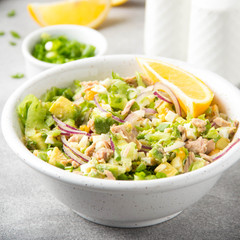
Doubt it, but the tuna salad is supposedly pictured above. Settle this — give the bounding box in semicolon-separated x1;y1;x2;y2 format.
17;72;239;180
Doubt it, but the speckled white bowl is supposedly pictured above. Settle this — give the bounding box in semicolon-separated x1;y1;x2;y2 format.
2;55;240;228
22;25;107;78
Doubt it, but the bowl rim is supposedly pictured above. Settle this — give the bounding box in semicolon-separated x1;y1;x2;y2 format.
2;54;240;193
21;24;108;68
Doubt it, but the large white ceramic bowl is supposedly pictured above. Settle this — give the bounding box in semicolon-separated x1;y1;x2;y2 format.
22;25;107;78
2;55;240;228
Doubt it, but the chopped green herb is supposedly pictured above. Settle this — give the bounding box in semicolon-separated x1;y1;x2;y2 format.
11;73;24;79
0;32;5;36
10;31;20;39
9;41;16;46
7;10;16;17
32;33;96;64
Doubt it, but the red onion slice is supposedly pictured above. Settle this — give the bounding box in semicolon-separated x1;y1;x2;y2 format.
212;138;240;162
153;91;172;104
136;91;152;103
93;95;125;123
58;125;90;136
60;132;71;136
110;137;115;152
53;115;77;131
141;145;152;150
61;135;91;163
154;82;182;116
52;115;91;136
111;115;125;123
124;110;145;124
63;145;86;165
211;122;216;127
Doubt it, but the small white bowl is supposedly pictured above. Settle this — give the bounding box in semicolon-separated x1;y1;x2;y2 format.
2;55;240;228
22;25;107;78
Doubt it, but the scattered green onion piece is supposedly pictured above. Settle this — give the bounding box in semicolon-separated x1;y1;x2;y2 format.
0;32;5;36
10;31;20;39
7;10;16;17
11;73;24;79
9;41;16;46
65;166;73;172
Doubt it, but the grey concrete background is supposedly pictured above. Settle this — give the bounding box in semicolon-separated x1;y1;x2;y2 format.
0;0;240;239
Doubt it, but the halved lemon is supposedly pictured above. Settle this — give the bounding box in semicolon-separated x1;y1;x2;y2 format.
111;0;128;6
28;0;111;28
137;57;214;117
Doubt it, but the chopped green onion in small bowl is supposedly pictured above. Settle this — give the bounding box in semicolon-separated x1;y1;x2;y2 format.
22;25;107;78
32;33;96;64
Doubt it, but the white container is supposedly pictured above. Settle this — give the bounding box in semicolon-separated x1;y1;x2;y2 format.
2;55;240;228
144;0;191;61
22;25;107;78
188;0;240;86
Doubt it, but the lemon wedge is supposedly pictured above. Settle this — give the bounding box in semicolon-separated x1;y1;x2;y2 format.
111;0;128;6
137;57;214;117
28;0;111;28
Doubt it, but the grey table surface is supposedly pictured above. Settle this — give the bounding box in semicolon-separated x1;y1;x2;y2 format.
0;0;240;239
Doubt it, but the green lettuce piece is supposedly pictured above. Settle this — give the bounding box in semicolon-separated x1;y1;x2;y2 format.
45;115;55;127
93;115;114;134
108;93;127;110
189;160;205;171
17;94;48;136
111;134;121;161
96;163;126;177
145;131;171;143
156;172;167;178
117;173;129;180
98;93;108;104
135;162;146;172
156;122;170;132
145;175;157;180
204;127;221;142
205;107;212;116
109;79;129;96
36;151;49;162
112;72;123;80
25;99;48;136
76;100;95;124
198;114;206;120
17;94;38;130
41;87;74;102
171;122;181;139
136;72;146;87
149;146;163;162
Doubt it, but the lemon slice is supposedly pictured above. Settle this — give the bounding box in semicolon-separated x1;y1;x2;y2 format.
111;0;128;6
137;57;214;117
28;0;111;28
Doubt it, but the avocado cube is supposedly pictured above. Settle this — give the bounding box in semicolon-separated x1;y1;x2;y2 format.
216;137;230;150
49;147;68;168
49;96;76;120
28;132;47;150
154;162;178;177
